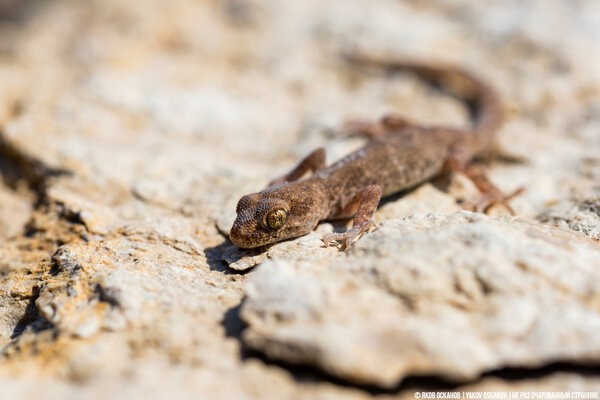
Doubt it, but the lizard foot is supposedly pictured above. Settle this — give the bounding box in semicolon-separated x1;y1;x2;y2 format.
462;187;525;215
322;220;378;250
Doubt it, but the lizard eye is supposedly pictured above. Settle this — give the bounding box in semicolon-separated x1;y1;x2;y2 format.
266;208;288;229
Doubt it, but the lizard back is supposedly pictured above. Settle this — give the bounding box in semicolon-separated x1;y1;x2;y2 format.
316;127;457;213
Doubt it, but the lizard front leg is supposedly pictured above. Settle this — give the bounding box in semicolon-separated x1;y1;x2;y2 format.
322;185;382;250
268;147;326;187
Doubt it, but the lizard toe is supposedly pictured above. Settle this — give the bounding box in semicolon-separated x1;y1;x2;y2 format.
321;220;377;250
462;187;524;215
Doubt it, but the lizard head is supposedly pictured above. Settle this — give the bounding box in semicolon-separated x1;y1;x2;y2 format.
229;181;325;248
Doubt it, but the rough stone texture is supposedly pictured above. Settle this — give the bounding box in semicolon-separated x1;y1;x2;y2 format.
242;212;600;387
538;197;600;241
0;181;30;239
0;0;599;398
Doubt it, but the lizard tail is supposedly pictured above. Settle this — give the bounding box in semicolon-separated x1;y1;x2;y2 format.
343;54;503;151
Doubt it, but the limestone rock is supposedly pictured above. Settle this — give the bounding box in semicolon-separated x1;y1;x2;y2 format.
242;212;600;387
538;197;600;241
0;183;31;240
0;0;599;398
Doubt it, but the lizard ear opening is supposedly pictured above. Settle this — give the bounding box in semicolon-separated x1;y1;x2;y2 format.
265;208;288;229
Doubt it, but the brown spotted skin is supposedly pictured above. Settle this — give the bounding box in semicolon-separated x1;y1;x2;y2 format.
230;57;516;249
230;180;329;248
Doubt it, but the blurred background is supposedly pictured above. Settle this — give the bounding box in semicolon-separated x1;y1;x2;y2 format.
0;0;599;399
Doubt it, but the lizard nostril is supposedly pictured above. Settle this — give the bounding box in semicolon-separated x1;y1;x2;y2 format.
229;225;251;248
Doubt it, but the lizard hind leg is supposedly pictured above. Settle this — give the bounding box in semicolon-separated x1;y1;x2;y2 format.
460;164;524;214
446;152;524;215
322;185;382;250
268;147;326;187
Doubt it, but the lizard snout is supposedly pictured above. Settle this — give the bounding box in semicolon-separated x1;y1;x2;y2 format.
229;218;266;249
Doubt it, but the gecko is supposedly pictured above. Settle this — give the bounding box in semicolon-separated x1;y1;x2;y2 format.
230;55;522;249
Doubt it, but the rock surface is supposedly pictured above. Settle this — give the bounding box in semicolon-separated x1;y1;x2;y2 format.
0;0;599;398
242;212;600;387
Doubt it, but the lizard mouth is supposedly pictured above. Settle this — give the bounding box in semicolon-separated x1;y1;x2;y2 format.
229;227;277;248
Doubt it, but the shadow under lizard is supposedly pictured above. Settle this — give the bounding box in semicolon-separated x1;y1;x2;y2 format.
230;56;522;250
